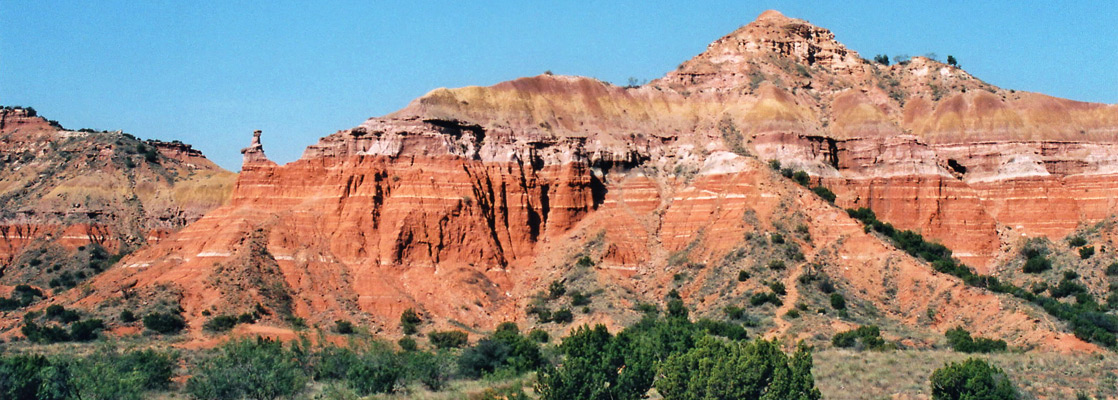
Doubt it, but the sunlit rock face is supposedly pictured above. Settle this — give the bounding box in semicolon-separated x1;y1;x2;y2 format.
57;10;1117;350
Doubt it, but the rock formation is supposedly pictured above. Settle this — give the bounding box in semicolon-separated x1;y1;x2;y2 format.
16;11;1118;350
0;107;236;290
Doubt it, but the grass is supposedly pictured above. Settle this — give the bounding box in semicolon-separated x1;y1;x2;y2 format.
814;349;1118;400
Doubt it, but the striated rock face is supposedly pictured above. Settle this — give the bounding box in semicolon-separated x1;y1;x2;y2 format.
42;11;1118;349
0;107;236;289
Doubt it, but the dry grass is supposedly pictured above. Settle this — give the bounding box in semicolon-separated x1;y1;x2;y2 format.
814;349;1118;400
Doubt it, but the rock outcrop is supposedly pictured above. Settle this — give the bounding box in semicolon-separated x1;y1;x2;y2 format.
0;107;236;289
28;11;1118;350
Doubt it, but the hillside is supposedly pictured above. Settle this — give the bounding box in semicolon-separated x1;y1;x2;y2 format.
0;107;235;299
5;10;1117;357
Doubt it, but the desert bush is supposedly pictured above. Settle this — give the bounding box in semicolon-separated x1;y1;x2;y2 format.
186;337;309;400
945;327;1007;353
830;293;847;310
400;308;421;334
143;312;185;334
930;358;1018;400
203;315;238;332
428;330;469;349
832;325;888;350
656;336;820;400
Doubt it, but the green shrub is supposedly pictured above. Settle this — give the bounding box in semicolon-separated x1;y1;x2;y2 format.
203;315;238;332
768;260;786;270
769;282;786;296
335;320;355;334
347;349;401;395
830;293;847;310
724;305;746;320
401;351;453;391
832;325;888;350
429;330;468;349
1106;262;1118;276
1079;246;1095;259
930;358;1018;400
186;337;309;400
548;280;567;300
528;329;550;343
945;327;1007;353
312;346;360;381
737;270;750;282
119;310;137;323
771;233;785;244
400;308;421;335
569;290;591;306
811;186;836;203
792;171;811;186
1068;236;1088;247
768;159;782;170
1022;255;1051;273
655;336;820;400
749;292;783;307
142;312;185;334
552;308;574;323
69;319;104;342
397;337;418;351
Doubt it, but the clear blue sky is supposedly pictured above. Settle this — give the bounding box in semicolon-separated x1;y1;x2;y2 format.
3;1;1115;171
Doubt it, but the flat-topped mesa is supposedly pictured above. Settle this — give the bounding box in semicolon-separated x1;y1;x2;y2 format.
240;130;275;167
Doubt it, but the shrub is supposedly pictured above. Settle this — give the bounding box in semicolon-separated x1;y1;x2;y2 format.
771;233;785;244
874;54;890;65
655;337;820;400
945;327;1007;353
552;308;574;323
792;171;810;186
694;318;748;340
832;325;887;350
724;305;746;320
769;282;786;296
347;349;401;395
397;337;417;351
528;329;550;343
312;346;360;381
830;293;847;310
1068;236;1088;247
204;315;238;332
335;320;355;334
69;319;104;342
1022;255;1051;273
536;324;653;400
429;330;468;349
811;186;836;203
785;309;801;319
142;312;185;334
768;159;782;170
930;358;1018;400
750;292;783;307
947;55;957;66
186;337;309;400
400;308;421;334
1079;246;1095;259
569;290;591;306
818;279;836;293
1107;262;1118;276
548;280;567;300
768;260;786;270
401;350;453;391
737;270;750;282
119;310;137;323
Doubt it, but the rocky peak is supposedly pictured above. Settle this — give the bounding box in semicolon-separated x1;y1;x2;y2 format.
658;10;864;93
240;130;274;167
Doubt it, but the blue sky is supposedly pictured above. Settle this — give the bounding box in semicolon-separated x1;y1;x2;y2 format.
3;1;1115;170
